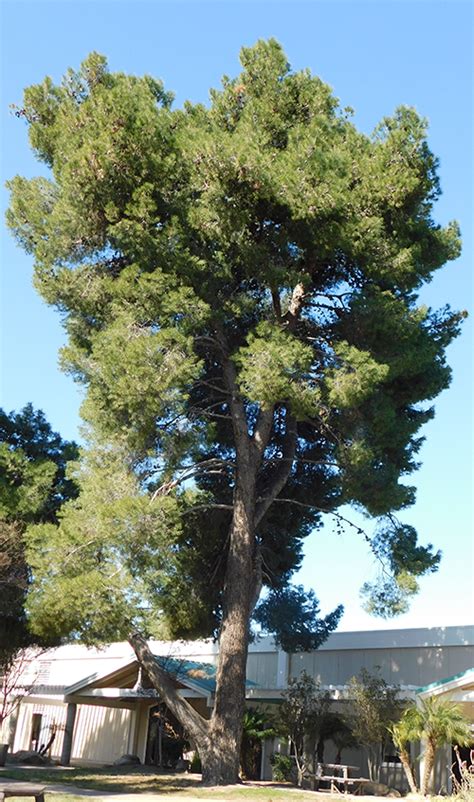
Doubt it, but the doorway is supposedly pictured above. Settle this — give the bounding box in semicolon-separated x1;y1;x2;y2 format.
29;713;42;752
145;704;188;767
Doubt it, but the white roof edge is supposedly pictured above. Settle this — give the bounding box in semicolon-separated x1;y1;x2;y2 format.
417;667;474;697
34;625;474;664
64;657;137;695
312;625;474;651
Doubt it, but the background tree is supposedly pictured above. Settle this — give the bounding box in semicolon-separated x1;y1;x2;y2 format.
0;405;78;759
254;585;342;653
6;40;463;784
390;708;421;794
276;671;331;786
392;697;471;796
317;711;357;765
348;668;403;781
0;405;78;714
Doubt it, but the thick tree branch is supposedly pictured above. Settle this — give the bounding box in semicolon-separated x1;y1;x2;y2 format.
180;503;234;514
251;405;275;466
283;282;307;331
128;632;209;741
255;413;297;525
271;288;282;321
216;326;251;468
150;458;233;500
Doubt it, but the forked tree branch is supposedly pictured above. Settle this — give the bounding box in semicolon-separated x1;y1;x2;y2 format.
255;413;298;525
128;632;209;741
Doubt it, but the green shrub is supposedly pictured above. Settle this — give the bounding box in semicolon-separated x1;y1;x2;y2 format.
270;753;293;781
189;752;202;773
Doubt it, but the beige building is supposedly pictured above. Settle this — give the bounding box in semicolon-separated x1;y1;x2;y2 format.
2;625;473;791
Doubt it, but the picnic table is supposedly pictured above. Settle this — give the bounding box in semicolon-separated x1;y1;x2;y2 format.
312;763;372;794
0;785;45;802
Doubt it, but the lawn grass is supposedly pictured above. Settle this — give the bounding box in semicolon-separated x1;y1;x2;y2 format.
2;794;329;802
0;765;342;802
0;766;327;800
4;798;91;802
0;766;195;794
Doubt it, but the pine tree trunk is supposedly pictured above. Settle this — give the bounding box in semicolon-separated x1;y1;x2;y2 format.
421;740;436;796
202;484;256;785
399;747;418;794
131;353;279;786
199;739;242;785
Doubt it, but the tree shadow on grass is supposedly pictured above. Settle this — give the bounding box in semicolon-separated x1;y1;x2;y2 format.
0;765;203;794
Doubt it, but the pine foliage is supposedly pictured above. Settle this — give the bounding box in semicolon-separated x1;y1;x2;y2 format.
6;40;464;647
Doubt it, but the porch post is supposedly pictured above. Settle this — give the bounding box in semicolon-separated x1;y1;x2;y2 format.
260;736;266;780
60;703;77;766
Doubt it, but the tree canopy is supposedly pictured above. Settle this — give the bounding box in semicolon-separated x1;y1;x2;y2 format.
0;404;78;657
6;40;464;783
348;667;403;781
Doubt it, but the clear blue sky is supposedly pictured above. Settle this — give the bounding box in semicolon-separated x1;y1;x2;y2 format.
1;0;472;632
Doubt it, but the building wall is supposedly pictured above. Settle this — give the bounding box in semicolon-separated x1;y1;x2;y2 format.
290;645;474;687
71;704;132;764
11;698;134;765
246;651;278;687
13;700;67;758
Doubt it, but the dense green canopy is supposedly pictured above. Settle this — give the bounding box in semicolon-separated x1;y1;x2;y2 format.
0;405;78;655
7;41;463;648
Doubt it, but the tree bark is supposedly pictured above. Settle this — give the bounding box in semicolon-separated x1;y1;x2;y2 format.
130;322;300;785
399;747;419;794
128;632;209;746
203;479;256;784
421;739;436;796
130;468;260;785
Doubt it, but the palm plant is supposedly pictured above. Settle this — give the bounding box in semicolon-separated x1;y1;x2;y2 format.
391;697;471;796
240;708;276;780
390;710;420;794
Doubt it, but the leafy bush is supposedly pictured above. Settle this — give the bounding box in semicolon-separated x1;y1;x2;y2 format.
270;753;294;782
451;746;474;802
189;752;202;773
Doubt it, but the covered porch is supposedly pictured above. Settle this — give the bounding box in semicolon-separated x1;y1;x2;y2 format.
416;666;474;793
60;656;220;767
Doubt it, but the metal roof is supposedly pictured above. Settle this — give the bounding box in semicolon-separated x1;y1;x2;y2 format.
416;666;474;694
154;655;258;695
63;654;258;699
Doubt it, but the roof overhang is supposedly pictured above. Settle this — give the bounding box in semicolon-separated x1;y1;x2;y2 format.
61;654;257;710
417;667;474;699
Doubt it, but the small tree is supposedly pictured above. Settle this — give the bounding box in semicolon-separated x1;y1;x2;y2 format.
321;713;357;764
278;671;331;786
390;710;420;794
0;648;37;728
393;697;471;796
452;744;474;801
349;668;403;781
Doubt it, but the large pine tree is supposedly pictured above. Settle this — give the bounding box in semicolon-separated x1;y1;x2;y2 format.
6;41;463;783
